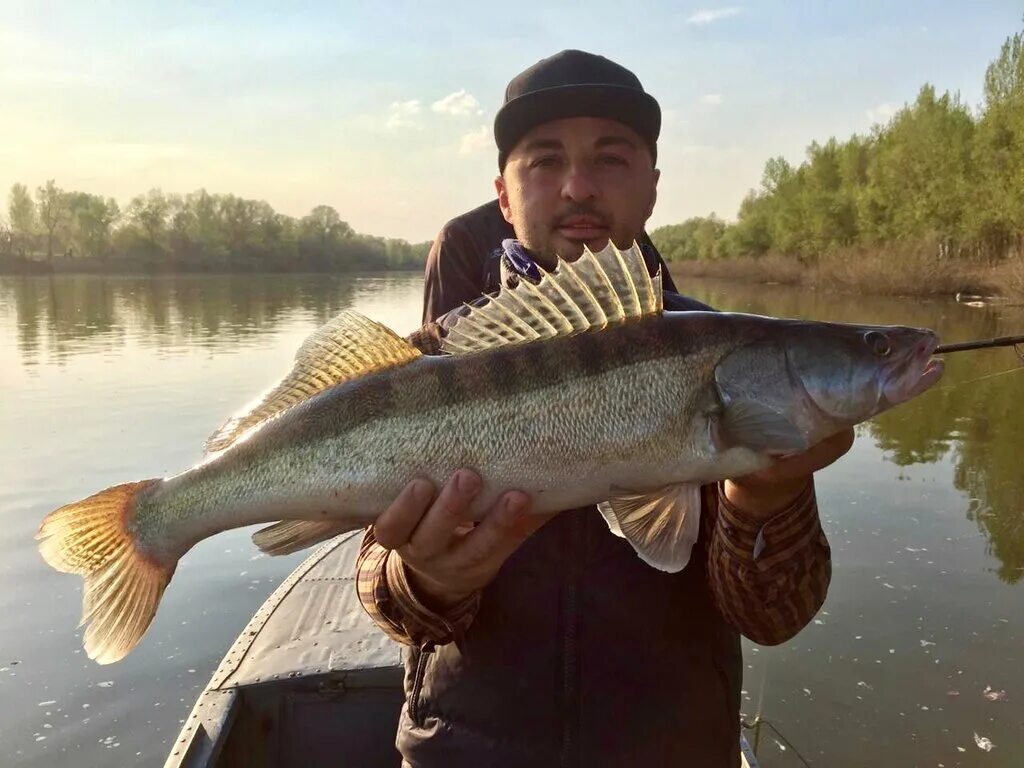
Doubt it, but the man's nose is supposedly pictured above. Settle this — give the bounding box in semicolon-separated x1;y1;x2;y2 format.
560;164;599;202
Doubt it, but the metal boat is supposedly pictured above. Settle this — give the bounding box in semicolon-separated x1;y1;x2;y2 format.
164;531;758;767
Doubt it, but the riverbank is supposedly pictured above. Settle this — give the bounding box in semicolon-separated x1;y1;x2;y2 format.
669;244;1024;300
0;254;426;275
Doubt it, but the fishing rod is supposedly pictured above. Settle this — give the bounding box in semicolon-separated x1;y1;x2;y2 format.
934;334;1024;354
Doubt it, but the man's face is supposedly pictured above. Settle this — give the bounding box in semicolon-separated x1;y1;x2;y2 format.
495;116;660;268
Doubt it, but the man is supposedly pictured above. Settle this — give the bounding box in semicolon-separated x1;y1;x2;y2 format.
357;50;852;767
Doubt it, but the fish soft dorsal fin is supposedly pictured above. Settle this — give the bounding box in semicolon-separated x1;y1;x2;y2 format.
597;482;702;572
205;310;420;453
441;241;663;355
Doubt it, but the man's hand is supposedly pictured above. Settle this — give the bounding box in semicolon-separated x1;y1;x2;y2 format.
372;470;555;610
724;427;855;521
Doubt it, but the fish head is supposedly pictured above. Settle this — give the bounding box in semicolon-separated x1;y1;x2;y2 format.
783;322;944;428
711;317;943;457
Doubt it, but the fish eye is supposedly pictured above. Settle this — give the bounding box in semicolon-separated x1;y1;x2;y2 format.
864;330;892;357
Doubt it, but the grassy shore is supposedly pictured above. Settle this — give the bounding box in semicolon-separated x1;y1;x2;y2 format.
669;243;1024;301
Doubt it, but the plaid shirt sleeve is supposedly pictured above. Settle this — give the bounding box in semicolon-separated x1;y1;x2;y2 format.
357;527;481;646
703;479;831;646
357;481;830;648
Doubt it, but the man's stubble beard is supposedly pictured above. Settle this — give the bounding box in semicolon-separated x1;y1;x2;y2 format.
511;211;633;269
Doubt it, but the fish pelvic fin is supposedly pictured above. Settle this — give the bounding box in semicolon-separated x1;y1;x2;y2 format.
206;310;421;453
36;479;173;665
597;482;702;573
252;519;359;556
441;241;663;355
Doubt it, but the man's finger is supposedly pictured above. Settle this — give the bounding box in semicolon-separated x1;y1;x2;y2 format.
404;470;482;559
372;478;436;550
454;491;551;569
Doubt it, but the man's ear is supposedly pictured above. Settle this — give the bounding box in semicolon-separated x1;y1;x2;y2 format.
495;174;514;224
645;168;660;219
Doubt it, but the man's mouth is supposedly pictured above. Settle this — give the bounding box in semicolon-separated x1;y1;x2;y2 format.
556;216;609;241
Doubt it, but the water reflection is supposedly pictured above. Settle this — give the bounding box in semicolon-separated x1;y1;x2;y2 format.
0;274;427;364
3;274;1023;584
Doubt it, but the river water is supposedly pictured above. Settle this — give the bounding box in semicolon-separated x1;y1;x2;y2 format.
1;272;1022;767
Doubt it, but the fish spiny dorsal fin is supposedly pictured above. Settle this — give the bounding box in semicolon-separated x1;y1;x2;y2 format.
440;241;663;355
205;310;420;453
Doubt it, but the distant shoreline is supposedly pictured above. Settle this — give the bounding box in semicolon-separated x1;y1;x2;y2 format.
667;248;1024;301
0;256;425;276
5;252;1021;304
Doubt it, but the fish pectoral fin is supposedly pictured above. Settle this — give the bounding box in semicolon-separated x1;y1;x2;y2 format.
206;310;420;453
440;241;662;355
252;519;360;556
598;482;703;573
720;399;808;454
597;501;624;537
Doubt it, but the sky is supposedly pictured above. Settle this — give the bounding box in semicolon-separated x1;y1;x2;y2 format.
1;1;1021;243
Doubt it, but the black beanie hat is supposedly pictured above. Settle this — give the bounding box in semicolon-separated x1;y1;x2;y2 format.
494;50;661;171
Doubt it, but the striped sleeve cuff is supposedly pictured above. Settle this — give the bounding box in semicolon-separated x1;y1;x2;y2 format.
715;479;822;572
355;528;480;647
707;479;832;646
384;553;481;646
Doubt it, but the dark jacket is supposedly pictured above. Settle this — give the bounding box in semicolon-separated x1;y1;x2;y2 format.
397;201;741;768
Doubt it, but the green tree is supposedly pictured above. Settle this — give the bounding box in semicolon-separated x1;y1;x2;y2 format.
971;25;1024;258
7;183;36;257
983;25;1024;105
66;193;120;259
651;216;726;261
127;189;170;246
859;86;974;245
36;179;68;260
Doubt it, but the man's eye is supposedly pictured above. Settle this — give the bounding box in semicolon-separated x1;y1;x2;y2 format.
530;155;560;169
597;154;628;167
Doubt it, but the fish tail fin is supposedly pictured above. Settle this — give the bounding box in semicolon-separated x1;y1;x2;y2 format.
36;479;173;665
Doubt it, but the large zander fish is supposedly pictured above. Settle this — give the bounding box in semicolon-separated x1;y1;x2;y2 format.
37;243;944;664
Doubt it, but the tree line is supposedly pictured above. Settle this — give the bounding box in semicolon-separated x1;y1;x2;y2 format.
1;184;431;273
653;24;1024;265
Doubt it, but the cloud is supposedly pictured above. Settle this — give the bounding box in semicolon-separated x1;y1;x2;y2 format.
432;89;484;117
459;125;491;155
687;7;741;24
385;100;422;131
699;94;723;106
866;102;898;124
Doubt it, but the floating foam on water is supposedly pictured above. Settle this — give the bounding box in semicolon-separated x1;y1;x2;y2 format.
974;733;994;751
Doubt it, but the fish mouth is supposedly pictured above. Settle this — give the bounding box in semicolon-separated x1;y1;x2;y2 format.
882;334;944;404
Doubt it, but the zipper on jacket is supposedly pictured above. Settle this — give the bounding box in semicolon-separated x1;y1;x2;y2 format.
408;641;435;727
561;513;584;768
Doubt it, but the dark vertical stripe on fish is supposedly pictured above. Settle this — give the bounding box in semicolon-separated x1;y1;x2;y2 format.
433;356;466;408
347;372;395;425
520;338;548;380
573;333;605;378
480;347;521;399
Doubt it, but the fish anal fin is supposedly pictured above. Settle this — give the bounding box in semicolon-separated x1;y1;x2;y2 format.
440;241;663;356
206;310;420;453
598;482;702;573
252;519;359;556
36;479;173;664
